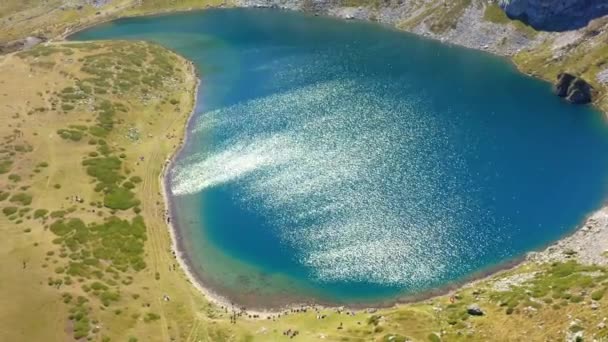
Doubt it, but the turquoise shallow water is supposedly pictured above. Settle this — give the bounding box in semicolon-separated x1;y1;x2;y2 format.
72;8;608;307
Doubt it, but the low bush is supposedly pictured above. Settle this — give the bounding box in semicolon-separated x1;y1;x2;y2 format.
10;192;32;205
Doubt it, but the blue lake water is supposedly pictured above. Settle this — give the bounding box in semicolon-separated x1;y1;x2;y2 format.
71;8;608;308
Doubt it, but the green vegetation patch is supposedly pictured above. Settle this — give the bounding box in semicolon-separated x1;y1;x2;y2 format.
9;192;33;205
34;208;48;219
483;3;510;24
82;156;123;191
0;160;12;174
2;206;18;216
8;41;191;341
68;297;92;339
50;215;148;277
144;312;161;322
8;174;21;182
483;3;537;38
57;128;85;142
490;261;606;313
104;187;139;210
129;175;142;184
0;191;10;201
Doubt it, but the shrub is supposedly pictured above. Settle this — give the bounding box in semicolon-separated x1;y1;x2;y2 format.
144;312;161;322
61;104;75;111
3;207;18;216
367;315;381;326
10;193;32;205
0;191;9;201
82;157;122;190
8;174;21;182
0;160;13;174
100;291;120;306
104;187;139;210
50;218;86;236
88;126;108;137
34;209;48;219
50;210;66;218
592;288;606;301
428;333;441;342
90;281;108;291
57;129;84;142
14;145;32;153
129;176;142;184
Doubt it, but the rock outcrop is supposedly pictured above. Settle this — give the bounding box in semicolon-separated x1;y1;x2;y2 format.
501;0;608;31
467;304;484;316
0;36;45;54
553;72;593;104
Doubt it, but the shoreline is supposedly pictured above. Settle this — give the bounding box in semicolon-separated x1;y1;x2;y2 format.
158;68;258;316
83;7;608;316
157;61;288;318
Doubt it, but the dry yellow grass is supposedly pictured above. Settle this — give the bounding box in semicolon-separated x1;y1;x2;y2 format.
0;41;209;341
0;0;228;44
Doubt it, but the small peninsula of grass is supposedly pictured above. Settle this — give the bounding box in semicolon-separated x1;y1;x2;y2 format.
0;40;198;341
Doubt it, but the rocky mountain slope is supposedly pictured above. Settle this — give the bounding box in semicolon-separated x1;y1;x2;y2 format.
233;0;545;56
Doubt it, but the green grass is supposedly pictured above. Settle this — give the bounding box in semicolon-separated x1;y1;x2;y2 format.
83;156;123;191
489;261;606;314
104;187;139;210
484;3;510;24
484;3;537;38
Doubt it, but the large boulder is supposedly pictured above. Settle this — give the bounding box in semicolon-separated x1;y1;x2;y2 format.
553;73;593;104
467;304;484;316
501;0;608;31
554;73;576;97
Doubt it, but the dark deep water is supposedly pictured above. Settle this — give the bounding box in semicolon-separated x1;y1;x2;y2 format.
72;8;608;307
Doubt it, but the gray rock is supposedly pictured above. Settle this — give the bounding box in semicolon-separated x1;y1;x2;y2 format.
554;72;576;97
0;36;45;54
553;73;593;104
467;304;484;316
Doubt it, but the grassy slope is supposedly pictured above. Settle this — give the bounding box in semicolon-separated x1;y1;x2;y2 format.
1;2;608;342
0;0;226;44
513;17;608;114
0;41;209;341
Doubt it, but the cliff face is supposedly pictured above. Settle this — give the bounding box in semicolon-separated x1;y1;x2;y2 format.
502;0;608;31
